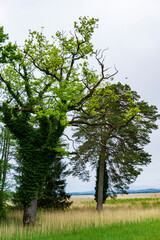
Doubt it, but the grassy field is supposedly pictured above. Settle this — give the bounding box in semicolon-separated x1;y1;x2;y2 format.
1;193;160;239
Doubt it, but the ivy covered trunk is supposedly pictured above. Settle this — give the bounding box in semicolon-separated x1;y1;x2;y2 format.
2;107;65;226
23;192;38;226
38;161;72;210
96;134;106;211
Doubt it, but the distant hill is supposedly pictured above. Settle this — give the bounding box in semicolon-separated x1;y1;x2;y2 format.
70;188;160;196
127;188;160;194
70;191;95;196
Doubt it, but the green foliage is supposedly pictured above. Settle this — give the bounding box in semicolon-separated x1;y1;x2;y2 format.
71;82;160;196
4;109;65;207
38;160;72;210
0;125;14;220
0;191;6;221
0;27;21;65
0;17;108;214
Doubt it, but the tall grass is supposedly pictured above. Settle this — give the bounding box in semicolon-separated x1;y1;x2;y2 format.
1;196;160;239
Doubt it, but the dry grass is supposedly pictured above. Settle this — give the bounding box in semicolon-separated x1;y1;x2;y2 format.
39;207;160;229
70;196;94;202
1;193;160;239
70;192;160;201
1;207;160;239
116;192;160;199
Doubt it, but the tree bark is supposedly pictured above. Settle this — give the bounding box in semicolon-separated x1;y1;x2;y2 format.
23;193;38;226
96;134;106;212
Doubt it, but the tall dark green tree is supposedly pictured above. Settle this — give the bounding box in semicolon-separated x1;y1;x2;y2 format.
38;160;71;210
13;138;71;211
0;125;13;220
70;82;160;211
2;110;65;225
0;18;117;225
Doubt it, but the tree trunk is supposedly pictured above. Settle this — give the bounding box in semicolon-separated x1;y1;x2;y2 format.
23;193;38;226
0;127;11;220
96;134;106;212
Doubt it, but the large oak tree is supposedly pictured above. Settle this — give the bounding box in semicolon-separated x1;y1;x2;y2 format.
0;18;117;225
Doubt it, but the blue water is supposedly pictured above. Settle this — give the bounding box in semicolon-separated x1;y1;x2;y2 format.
70;188;160;196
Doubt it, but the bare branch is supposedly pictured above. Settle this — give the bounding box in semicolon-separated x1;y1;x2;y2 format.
62;133;82;160
24;51;61;82
68;52;118;111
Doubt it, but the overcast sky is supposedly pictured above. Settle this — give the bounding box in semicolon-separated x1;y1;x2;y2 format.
0;0;160;192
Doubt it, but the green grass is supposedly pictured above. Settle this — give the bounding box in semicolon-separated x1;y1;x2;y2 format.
1;219;160;240
105;198;160;204
79;197;160;209
1;196;160;239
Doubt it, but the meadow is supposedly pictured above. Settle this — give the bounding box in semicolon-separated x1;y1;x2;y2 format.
1;193;160;240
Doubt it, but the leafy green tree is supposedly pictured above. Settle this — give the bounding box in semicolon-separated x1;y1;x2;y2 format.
0;18;117;225
0;125;13;220
38;160;72;210
13;143;72;211
70;82;160;211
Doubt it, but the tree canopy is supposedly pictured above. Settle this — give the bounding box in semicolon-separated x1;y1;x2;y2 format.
70;82;160;210
0;17;118;224
0;16;159;220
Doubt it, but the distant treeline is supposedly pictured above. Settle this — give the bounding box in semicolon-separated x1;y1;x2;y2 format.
70;188;160;196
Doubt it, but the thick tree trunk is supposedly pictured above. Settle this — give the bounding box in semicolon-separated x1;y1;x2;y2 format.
23;193;38;226
96;135;106;212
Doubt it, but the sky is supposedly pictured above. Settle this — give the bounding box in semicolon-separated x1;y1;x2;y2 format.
0;0;160;192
